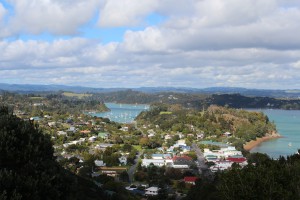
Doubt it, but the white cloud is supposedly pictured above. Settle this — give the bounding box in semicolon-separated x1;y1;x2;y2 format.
0;3;6;22
119;0;300;52
1;0;300;89
98;0;158;27
292;61;300;69
5;0;101;35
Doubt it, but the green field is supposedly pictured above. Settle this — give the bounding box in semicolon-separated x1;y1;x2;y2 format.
133;145;142;151
29;97;44;100
159;111;172;115
62;92;92;99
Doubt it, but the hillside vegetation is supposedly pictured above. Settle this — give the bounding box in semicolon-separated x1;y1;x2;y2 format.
186;152;300;200
0;106;107;200
137;103;276;150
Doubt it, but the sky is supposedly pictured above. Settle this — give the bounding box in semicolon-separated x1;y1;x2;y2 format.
1;0;300;89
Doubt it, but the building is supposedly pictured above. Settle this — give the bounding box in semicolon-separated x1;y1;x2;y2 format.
164;134;172;140
98;132;109;139
80;130;91;134
95;160;106;167
184;176;199;185
119;156;127;165
152;154;172;159
142;159;165;167
226;157;248;166
67;126;77;133
57;131;67;136
145;187;160;196
172;156;193;169
89;136;97;142
48;122;56;127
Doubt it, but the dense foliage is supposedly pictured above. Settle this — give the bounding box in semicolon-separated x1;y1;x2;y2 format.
137;104;276;150
0;92;109;117
186;152;300;200
0;106;106;200
78;90;300;110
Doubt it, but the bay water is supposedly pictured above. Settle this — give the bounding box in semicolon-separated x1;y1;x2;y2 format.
250;109;300;158
89;103;149;123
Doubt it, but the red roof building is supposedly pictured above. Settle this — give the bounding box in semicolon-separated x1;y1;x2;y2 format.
173;155;192;161
226;157;247;163
184;176;199;185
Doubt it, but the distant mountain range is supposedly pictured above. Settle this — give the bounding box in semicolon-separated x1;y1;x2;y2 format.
1;83;300;98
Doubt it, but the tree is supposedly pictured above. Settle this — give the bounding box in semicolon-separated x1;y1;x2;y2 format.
0;106;110;200
0;106;77;199
119;171;129;182
186;151;300;200
139;137;149;147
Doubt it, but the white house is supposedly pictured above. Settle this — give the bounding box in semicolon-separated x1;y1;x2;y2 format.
197;133;204;140
119;156;127;165
95;160;106;167
141;159;165;167
145;187;160;196
223;132;232;137
119;126;129;132
67;126;77;133
164;134;172;140
176;139;186;146
89;136;97;142
210;161;233;172
57;131;67;136
152;154;172;160
48;122;56;127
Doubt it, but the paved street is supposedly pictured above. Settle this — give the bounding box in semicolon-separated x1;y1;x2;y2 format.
192;143;208;175
128;151;143;183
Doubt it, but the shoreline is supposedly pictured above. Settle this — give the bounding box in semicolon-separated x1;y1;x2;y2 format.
243;132;282;151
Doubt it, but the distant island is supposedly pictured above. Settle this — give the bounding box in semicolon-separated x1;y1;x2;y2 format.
2;84;300;110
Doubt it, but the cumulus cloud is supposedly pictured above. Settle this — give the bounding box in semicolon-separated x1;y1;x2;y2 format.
119;0;300;52
98;0;158;27
0;3;6;22
1;0;300;89
4;0;101;35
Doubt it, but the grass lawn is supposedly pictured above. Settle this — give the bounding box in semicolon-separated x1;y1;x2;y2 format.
62;92;92;99
133;145;142;151
29;97;44;100
160;111;172;115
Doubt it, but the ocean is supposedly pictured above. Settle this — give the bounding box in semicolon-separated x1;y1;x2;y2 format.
249;109;300;158
88;103;149;123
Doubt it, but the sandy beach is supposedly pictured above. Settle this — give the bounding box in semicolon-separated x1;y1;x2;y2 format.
243;132;282;151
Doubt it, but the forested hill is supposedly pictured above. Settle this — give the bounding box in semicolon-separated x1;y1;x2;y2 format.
208;93;300;109
136;104;276;150
2;83;300;98
95;90;300;110
0;106;108;200
186;152;300;200
2;89;300;110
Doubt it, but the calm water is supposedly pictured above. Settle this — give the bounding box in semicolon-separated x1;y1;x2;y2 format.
88;103;149;123
249;109;300;158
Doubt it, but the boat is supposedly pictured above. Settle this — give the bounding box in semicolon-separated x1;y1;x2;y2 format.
288;142;292;147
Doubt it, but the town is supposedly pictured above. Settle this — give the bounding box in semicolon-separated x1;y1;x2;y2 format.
0;91;276;199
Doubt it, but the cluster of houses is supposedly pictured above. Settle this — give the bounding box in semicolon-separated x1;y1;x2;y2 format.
126;176;199;197
203;146;248;172
142;153;194;169
165;139;191;153
141;138;197;169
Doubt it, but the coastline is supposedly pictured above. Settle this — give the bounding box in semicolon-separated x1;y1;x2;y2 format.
243;132;282;151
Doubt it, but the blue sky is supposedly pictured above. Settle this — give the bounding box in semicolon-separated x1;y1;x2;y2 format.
1;0;300;89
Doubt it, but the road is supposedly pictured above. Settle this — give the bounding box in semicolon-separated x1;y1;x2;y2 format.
192;143;209;175
128;150;143;183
